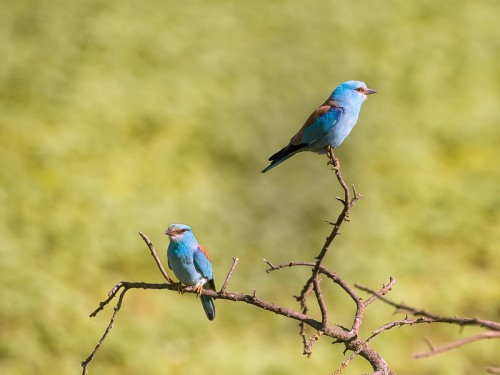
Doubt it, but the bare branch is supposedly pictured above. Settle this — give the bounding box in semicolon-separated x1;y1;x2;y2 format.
82;288;128;375
312;147;354;271
334;345;365;375
296;278;314;355
362;277;396;307
220;257;239;293
83;152;498;375
366;316;422;343
138;231;173;283
304;330;323;357
312;276;328;327
413;331;500;359
357;283;500;332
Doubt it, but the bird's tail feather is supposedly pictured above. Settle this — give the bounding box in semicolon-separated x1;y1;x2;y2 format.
261;144;305;173
200;295;215;321
261;153;294;173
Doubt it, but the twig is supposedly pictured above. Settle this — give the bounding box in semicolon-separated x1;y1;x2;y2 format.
312;276;329;327
362;277;395;307
423;336;435;352
334;345;364;375
357;283;500;332
220;257;239;293
366;317;422;343
413;331;500;359
296;278;314;355
312;147;356;272
304;330;323;357
81;288;128;375
89;281;172;318
138;232;173;283
265;261;366;334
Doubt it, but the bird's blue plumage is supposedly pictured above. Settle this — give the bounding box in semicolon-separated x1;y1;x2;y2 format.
262;80;376;173
193;247;213;281
300;106;344;146
165;224;216;321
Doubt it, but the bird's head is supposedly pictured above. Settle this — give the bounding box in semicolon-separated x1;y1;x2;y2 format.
165;224;193;242
332;80;377;106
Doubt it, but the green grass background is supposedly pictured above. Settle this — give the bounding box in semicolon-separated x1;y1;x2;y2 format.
1;0;499;374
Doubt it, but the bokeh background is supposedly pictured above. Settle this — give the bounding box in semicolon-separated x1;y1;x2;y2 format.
1;0;499;374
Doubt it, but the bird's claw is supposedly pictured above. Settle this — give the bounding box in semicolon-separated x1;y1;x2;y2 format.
193;283;204;297
170;281;183;294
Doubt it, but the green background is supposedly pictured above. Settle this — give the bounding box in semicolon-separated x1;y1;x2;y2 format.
1;0;499;374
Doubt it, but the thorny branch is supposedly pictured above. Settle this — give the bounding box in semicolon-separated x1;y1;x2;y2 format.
82;149;499;375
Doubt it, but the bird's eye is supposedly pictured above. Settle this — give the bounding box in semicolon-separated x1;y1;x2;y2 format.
180;228;187;233
355;87;364;93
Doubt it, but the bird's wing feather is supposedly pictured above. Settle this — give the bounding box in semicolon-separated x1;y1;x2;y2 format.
193;245;214;281
291;100;343;145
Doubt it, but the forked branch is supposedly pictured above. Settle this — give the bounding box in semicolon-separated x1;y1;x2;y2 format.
82;150;498;375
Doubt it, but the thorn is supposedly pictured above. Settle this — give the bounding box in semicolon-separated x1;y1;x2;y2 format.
336;323;350;332
325;220;335;226
252;290;257;298
423;336;434;352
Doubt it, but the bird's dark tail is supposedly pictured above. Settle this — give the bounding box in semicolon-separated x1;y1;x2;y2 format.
261;143;306;173
200;295;215;321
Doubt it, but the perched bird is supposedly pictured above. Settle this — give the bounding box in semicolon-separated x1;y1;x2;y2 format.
262;80;376;173
165;224;216;321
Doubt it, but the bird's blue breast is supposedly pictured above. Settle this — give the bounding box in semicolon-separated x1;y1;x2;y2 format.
315;108;360;151
167;242;203;286
320;111;359;148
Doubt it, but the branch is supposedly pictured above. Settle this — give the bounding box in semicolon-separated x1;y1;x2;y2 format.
359;283;500;368
220;257;239;293
357;283;500;331
413;331;500;359
82;151;498;375
82;287;128;375
312;147;361;272
138;231;173;283
82;278;392;372
83;239;394;375
312;276;328;327
363;277;395;307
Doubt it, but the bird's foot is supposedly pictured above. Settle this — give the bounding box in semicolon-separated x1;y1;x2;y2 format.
170;281;183;294
193;283;204;297
193;278;207;297
325;146;340;170
327;160;340;171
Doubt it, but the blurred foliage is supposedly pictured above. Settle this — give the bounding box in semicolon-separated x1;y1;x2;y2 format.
0;0;499;374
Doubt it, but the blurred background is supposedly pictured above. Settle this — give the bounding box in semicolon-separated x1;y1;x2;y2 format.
1;0;499;374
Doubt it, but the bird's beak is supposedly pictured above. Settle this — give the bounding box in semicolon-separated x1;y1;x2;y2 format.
165;229;174;236
364;88;377;95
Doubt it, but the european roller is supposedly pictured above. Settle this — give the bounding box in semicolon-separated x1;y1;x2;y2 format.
262;80;376;173
165;224;216;321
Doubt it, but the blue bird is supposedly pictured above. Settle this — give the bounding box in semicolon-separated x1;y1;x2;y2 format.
165;224;216;321
262;80;376;173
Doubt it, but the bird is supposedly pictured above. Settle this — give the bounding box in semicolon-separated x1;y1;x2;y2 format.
262;80;376;173
165;224;216;321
